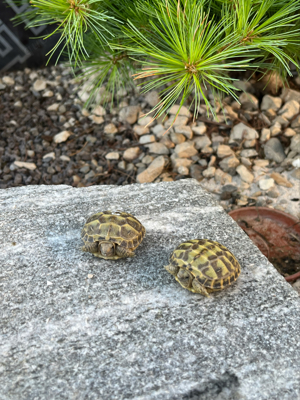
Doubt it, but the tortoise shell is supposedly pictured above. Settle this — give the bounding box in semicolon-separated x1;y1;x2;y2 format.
81;211;145;259
166;239;240;296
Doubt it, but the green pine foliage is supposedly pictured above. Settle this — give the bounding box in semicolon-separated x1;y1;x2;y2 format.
15;0;300;123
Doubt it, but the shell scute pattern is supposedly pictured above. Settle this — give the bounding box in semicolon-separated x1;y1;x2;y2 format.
165;239;241;296
81;211;145;259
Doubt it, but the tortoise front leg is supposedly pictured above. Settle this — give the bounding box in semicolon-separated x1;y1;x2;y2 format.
192;278;210;297
164;264;179;276
81;242;98;253
115;246;135;258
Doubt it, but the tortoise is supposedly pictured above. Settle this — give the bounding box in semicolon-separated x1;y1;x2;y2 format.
81;211;145;259
164;239;240;296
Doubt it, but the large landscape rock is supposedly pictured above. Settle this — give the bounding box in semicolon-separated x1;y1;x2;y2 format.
1;180;300;400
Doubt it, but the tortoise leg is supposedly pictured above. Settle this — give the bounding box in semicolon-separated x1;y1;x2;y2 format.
115;246;135;258
164;264;179;276
81;242;98;253
192;279;210;297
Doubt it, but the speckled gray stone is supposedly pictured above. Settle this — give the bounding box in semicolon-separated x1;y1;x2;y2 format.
1;180;300;400
264;138;286;163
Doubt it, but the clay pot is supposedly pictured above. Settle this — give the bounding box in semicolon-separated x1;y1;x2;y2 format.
228;207;300;282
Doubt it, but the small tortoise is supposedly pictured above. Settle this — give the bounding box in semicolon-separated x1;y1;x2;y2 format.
165;239;240;296
81;211;145;259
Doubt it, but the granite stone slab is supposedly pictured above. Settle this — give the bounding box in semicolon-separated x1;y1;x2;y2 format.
0;180;300;400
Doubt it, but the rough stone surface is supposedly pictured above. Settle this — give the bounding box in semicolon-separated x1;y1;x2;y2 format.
1;180;300;400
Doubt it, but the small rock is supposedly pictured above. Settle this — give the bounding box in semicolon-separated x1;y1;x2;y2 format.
270;172;293;188
177;166;190;175
291;168;300;179
190;165;203;181
254;159;269;168
174;142;197;158
85;170;95;180
133;125;150;136
43;90;53;98
240;149;258;158
267;189;280;198
54;130;72;143
137;115;154;127
47;103;60;111
214;169;232;185
270;122;281;137
224;105;238;120
233;80;254;93
33;79;47;91
139;135;156;144
3;76;15;86
260;128;271;142
230;123;259;143
284;128;296;138
236;165;254;183
58;105;66;114
169;105;191;117
145;91;160;107
123;147;140;161
258;113;271;127
14;101;22;108
258;178;275;191
174;125;193;139
60;155;71;162
80;165;90;174
86;135;97;144
118;161;127;170
292;158;300;168
278;100;300;120
104;124;118;135
261;95;282;111
217;145;234;158
81;108;90;117
272;115;289;128
202;167;216;178
193;135;211;150
264;138;286;163
136;156;165;183
170;132;186;144
219;155;240;172
192;123;207;135
146;143;169;155
281;88;300;103
239;92;259;110
105;152;120;160
90;115;104;124
119;106;140;124
201;146;213;155
92;105;106;116
164;115;189;128
160;136;175;149
14;161;37;170
290;134;300;153
142;155;154;165
43;152;55;160
151;124;165;138
241;157;252;167
27;150;35;157
170;154;193;170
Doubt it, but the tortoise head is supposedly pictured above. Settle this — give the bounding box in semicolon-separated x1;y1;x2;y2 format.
176;268;193;289
99;241;115;257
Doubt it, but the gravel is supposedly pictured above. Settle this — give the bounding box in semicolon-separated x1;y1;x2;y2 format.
0;64;300;218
